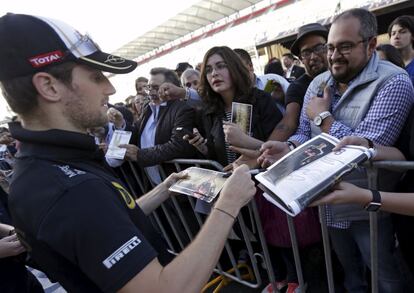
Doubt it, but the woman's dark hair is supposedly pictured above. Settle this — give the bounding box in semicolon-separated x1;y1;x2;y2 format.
199;46;252;114
0;62;77;116
264;61;284;76
376;44;405;68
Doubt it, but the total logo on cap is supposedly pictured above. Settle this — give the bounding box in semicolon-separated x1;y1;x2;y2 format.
29;50;64;68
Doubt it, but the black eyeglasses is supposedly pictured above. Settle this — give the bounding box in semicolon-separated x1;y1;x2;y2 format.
299;43;327;59
326;37;372;56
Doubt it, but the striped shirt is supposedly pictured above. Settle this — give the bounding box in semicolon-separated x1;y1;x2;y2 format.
223;111;237;164
290;73;414;229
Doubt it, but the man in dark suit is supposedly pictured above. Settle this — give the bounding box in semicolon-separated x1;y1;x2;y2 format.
116;67;197;185
282;53;305;82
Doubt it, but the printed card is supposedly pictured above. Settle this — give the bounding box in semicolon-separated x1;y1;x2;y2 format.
231;102;253;136
105;130;132;159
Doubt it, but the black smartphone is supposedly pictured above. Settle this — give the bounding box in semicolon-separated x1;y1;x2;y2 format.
176;127;195;139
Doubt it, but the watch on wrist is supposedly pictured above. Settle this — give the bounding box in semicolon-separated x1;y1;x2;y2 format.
364;189;382;212
313;111;332;126
286;140;297;151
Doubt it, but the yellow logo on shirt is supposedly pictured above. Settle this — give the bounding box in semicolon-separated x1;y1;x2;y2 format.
111;181;136;209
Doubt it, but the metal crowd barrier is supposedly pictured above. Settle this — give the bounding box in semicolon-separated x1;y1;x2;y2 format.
118;159;276;291
300;160;414;293
118;159;414;293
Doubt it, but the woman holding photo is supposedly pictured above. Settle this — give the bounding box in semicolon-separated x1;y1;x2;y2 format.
184;47;322;293
184;46;282;167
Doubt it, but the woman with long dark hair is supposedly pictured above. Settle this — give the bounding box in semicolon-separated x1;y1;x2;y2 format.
186;46;283;167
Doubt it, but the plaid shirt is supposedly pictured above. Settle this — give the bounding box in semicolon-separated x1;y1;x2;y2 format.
290;73;414;229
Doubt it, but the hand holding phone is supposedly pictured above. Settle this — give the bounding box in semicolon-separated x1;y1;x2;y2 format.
176;127;195;139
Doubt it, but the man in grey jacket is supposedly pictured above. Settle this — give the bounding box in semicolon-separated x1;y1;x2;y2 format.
259;8;414;293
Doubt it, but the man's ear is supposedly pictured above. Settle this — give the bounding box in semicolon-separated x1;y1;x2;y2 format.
367;36;377;57
32;72;62;102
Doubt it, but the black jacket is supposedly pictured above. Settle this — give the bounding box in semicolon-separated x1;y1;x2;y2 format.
286;65;305;81
131;100;198;167
200;88;283;166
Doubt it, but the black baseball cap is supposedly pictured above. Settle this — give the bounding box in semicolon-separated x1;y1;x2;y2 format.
290;23;328;57
0;13;137;80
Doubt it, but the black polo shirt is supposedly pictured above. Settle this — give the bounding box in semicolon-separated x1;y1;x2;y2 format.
284;73;313;107
8;122;171;292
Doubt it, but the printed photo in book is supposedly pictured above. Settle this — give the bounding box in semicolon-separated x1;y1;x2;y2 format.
169;167;227;203
255;133;374;217
231;102;252;136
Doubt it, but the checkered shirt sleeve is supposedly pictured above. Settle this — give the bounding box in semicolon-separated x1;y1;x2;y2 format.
291;73;414;228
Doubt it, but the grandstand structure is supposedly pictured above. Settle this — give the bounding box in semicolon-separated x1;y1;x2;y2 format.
109;0;414;102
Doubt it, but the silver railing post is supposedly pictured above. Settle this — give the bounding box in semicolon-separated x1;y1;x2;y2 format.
318;205;335;293
287;215;305;290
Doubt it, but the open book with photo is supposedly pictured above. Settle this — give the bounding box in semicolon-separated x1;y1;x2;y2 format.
255;133;375;217
168;167;227;203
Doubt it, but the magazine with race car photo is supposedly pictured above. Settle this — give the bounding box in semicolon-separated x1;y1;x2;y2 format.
255;133;375;217
169;167;227;203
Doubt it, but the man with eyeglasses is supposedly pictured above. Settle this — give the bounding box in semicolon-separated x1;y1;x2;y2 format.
259;8;413;292
267;23;329;142
0;13;257;293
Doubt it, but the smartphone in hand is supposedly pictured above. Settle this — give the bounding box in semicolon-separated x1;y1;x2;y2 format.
176;127;195;139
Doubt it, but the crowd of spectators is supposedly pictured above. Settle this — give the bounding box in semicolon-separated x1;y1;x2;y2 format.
1;8;414;293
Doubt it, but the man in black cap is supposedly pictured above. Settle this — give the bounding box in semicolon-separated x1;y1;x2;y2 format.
0;13;256;292
268;23;329;142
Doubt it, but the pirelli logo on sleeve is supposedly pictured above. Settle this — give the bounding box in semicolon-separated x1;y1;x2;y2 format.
103;236;141;269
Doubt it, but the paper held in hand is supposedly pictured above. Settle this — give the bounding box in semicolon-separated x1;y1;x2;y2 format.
168;167;227;203
231;102;252;136
105;130;132;159
255;133;375;217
